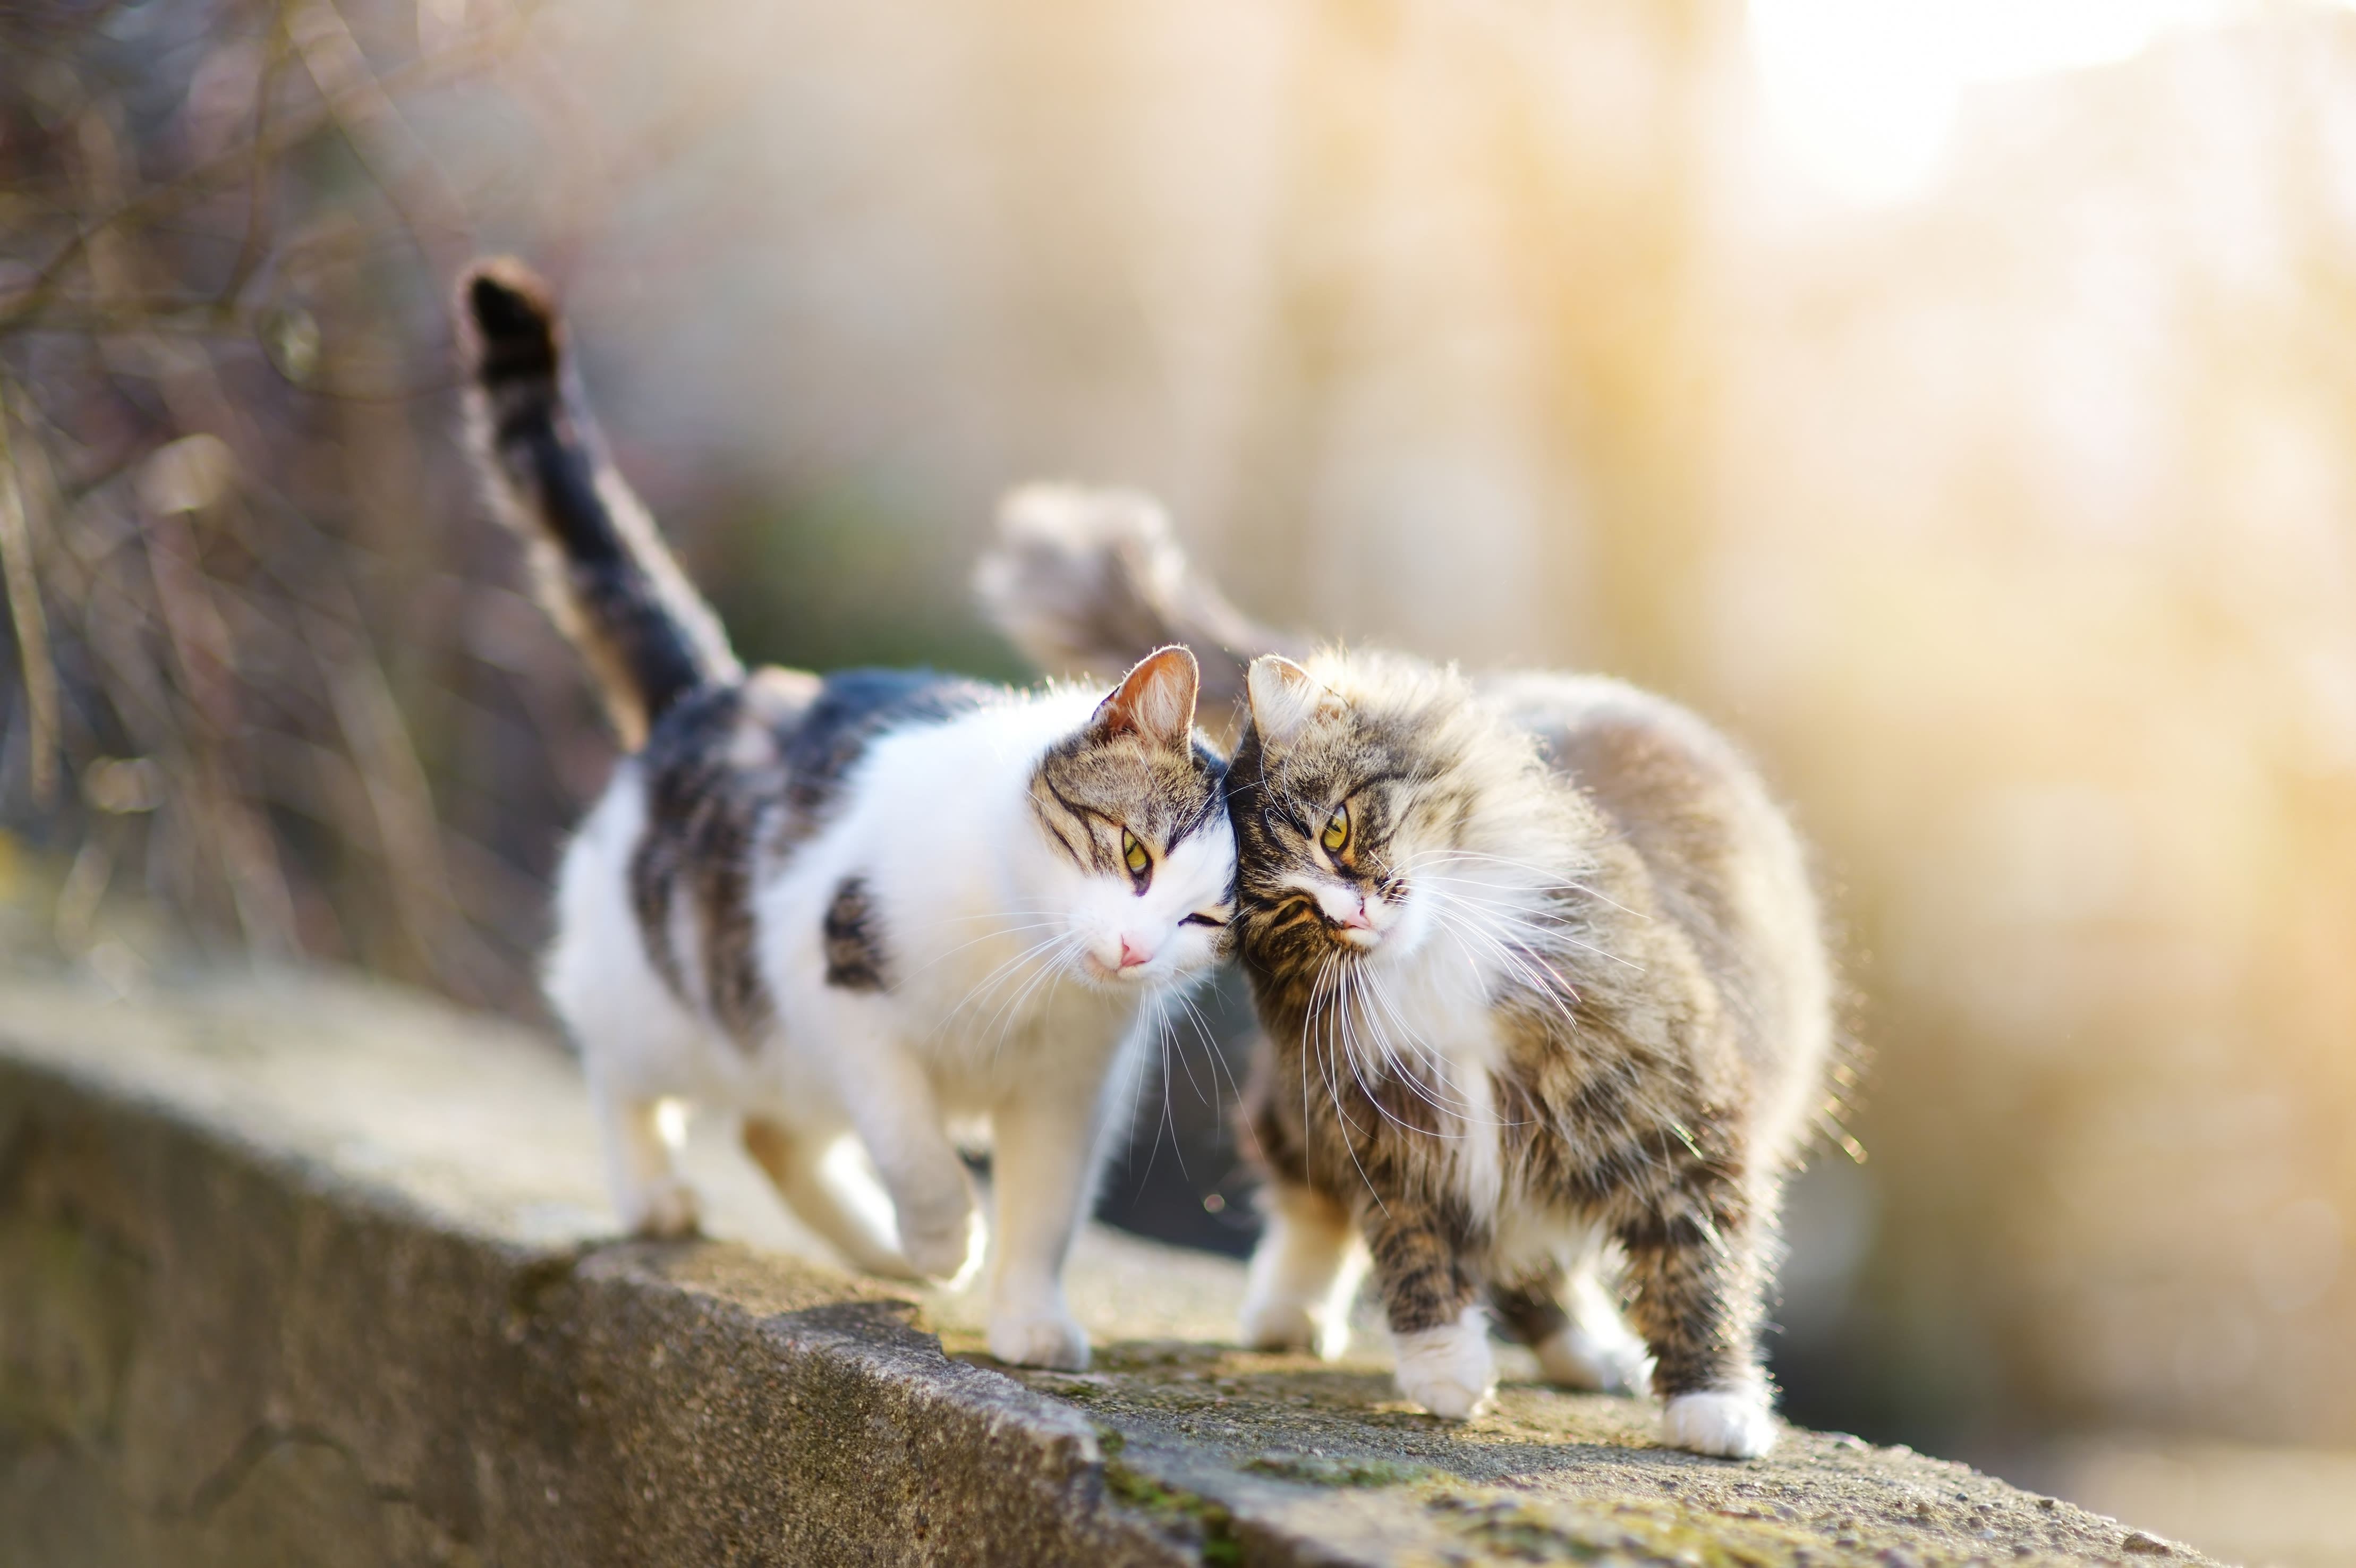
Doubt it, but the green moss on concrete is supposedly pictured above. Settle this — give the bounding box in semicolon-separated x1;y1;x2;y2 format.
1240;1452;1435;1488
1103;1461;1243;1566
997;1341;2202;1568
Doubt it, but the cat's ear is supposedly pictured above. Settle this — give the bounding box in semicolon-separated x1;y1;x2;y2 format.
1246;655;1340;748
1091;645;1200;749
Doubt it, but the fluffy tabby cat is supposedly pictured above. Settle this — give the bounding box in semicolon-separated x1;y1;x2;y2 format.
980;489;1832;1455
458;266;1236;1371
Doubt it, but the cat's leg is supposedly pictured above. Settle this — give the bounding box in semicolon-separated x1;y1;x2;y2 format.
741;1117;917;1279
1237;1050;1362;1357
1366;1202;1494;1420
1545;1262;1654;1393
1493;1272;1653;1394
1492;1238;1653;1394
549;793;704;1240
1488;1275;1568;1348
1618;1186;1776;1459
981;1077;1114;1370
1238;1181;1361;1360
589;1076;699;1238
826;1017;981;1282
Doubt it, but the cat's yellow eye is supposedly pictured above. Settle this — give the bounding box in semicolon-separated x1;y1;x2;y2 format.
1321;803;1350;855
1122;828;1151;877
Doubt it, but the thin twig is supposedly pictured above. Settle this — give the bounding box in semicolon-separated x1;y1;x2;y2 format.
0;20;523;336
0;382;59;805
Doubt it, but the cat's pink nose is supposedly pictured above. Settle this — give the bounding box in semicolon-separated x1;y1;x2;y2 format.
1338;899;1375;931
1118;937;1154;968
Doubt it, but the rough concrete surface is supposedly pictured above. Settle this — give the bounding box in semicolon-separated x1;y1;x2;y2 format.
0;970;2216;1566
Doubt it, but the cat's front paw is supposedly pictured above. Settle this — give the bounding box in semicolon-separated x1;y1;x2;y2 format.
988;1307;1091;1370
1392;1315;1496;1420
855;1248;925;1283
1238;1294;1315;1351
1661;1390;1777;1459
1534;1322;1654;1395
1238;1292;1350;1360
900;1204;985;1284
622;1175;701;1239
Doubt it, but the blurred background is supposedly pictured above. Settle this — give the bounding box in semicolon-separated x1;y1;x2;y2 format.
3;1;2355;1560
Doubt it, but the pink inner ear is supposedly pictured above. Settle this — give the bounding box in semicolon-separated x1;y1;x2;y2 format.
1106;649;1197;741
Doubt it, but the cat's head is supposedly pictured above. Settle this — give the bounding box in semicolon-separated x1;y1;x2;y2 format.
1028;646;1235;988
1224;651;1537;976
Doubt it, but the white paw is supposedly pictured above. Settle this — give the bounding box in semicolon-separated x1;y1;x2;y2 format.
900;1204;985;1285
853;1247;925;1282
1238;1292;1351;1360
1661;1390;1777;1459
1238;1217;1362;1360
1238;1291;1316;1351
1534;1323;1654;1394
1393;1314;1496;1420
622;1176;701;1239
988;1307;1091;1370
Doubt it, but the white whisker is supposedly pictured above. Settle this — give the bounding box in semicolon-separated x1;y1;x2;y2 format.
1397;847;1649;921
933;928;1073;1032
1305;952;1391;1213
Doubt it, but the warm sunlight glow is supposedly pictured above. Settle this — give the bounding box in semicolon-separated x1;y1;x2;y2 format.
1748;0;2229;203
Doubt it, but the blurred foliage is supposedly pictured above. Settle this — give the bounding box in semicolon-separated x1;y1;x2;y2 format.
0;0;565;1008
0;0;1016;1010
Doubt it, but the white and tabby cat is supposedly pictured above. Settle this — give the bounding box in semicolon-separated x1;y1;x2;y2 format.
458;265;1236;1371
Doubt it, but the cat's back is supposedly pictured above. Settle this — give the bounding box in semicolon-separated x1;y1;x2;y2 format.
631;664;994;846
564;664;998;1046
1477;671;1830;1153
1476;673;1784;895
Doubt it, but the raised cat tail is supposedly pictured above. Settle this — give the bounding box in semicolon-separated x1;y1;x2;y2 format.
975;484;1304;719
458;258;742;750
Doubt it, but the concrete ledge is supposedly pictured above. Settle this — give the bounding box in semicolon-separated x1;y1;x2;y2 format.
0;972;2211;1566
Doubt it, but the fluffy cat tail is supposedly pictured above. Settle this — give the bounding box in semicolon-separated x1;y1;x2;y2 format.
458;258;742;750
975;484;1302;716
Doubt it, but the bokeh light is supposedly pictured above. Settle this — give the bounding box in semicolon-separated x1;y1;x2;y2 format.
1754;0;2246;201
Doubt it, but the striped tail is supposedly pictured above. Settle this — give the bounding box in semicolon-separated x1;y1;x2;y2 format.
458;258;741;750
974;484;1303;720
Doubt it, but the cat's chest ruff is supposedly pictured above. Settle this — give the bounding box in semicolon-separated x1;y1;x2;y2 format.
1360;967;1501;1079
1349;949;1510;1214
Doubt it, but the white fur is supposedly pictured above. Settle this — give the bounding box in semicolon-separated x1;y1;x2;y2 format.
1392;1309;1497;1420
1237;1184;1365;1360
548;688;1235;1371
1662;1388;1777;1459
1285;842;1537;1221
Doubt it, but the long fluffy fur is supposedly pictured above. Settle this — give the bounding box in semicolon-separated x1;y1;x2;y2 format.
1226;652;1832;1458
982;489;1834;1457
458;258;741;749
